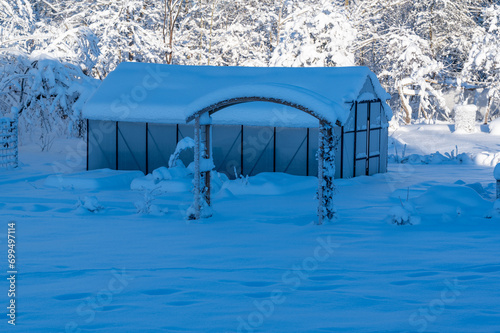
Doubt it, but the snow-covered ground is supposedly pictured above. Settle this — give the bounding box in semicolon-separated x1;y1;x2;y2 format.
1;125;500;332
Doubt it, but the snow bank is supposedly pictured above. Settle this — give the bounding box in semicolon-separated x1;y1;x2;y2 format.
494;200;500;215
220;172;317;196
390;151;472;165
131;174;192;193
74;196;104;213
44;169;144;190
131;165;228;195
494;164;500;181
412;185;492;219
390;150;500;167
489;117;500;135
474;152;500;167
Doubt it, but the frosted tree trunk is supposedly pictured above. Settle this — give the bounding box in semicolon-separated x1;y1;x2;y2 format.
317;121;337;224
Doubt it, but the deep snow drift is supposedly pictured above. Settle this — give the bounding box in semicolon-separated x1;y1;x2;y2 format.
0;125;499;332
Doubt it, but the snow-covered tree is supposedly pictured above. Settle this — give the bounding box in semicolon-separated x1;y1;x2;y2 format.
462;4;500;123
0;0;36;52
351;0;484;124
87;0;166;78
1;54;98;145
378;29;450;124
179;0;276;66
270;2;355;67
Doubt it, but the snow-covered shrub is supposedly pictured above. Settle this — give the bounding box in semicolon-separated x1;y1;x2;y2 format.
135;188;168;216
387;202;420;226
75;196;103;213
152;167;172;181
454;105;477;133
169;137;195;168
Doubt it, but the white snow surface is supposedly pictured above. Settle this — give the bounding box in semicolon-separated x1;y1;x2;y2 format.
490;117;500;135
44;169;144;190
83;63;392;126
1;126;500;332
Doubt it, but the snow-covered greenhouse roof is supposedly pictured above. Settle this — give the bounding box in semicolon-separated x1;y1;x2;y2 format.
83;63;392;127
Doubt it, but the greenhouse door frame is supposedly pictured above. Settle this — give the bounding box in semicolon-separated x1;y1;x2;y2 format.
346;99;383;177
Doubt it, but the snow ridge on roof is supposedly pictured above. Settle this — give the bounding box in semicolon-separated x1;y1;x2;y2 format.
83;63;392;126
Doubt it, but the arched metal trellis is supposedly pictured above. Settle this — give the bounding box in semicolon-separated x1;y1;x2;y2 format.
186;97;340;225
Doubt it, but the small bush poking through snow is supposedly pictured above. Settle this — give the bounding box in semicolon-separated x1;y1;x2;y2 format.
135;188;168;216
75;196;103;213
387;202;420;226
387;191;420;226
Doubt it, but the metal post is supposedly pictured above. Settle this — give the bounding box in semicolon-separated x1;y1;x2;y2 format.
145;122;149;174
495;164;500;199
202;124;212;207
366;102;371;175
86;119;89;171
353;102;358;177
497;180;500;200
306;128;310;176
115;122;119;170
317;123;324;225
193;115;201;220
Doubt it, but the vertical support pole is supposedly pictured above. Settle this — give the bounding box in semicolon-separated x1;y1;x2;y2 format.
240;125;244;176
318;121;337;225
366;102;371;176
193;115;201;220
145;122;149;174
115;122;119;170
86;119;89;171
317;123;325;225
201;124;212;207
497;180;500;200
495;164;500;199
353;102;358;177
340;126;344;178
273;127;277;172
306;128;310;176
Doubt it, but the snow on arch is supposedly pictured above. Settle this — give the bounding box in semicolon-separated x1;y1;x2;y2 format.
82;63;392;126
184;83;345;125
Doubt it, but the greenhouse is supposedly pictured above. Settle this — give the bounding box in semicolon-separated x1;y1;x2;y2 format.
83;63;392;221
83;63;391;179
